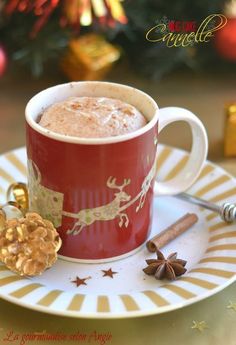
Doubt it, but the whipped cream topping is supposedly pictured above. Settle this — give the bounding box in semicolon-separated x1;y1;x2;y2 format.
38;97;147;138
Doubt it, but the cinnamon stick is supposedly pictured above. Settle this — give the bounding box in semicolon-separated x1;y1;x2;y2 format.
146;213;198;252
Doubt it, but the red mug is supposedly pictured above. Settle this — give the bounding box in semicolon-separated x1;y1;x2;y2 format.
25;82;208;262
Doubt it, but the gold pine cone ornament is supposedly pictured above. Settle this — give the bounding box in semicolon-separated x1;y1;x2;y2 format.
0;212;62;276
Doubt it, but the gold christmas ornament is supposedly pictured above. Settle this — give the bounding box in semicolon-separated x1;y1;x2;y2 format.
60;33;121;81
224;104;236;157
0;212;62;276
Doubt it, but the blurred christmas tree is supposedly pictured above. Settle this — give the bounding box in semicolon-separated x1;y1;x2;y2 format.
0;0;235;80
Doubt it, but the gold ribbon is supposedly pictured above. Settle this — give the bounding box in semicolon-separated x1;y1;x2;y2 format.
0;182;29;218
6;182;29;214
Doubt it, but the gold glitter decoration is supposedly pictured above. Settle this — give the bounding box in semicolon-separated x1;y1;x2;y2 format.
0;212;62;276
191;320;209;332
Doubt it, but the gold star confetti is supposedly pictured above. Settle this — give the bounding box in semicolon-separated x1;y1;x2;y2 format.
227;301;236;312
102;268;118;278
191;320;209;332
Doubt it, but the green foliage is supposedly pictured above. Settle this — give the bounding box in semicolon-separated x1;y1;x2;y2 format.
1;10;70;76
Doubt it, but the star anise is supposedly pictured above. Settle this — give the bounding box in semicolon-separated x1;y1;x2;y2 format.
143;249;187;280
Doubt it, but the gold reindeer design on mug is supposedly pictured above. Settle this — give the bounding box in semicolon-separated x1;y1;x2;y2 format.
28;156;157;236
63;157;157;235
63;177;131;235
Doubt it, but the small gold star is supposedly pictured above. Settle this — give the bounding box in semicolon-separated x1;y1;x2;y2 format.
71;276;91;287
102;268;118;278
227;301;236;311
191;320;208;332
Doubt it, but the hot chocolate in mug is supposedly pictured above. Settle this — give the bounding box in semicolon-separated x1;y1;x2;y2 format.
25;82;208;262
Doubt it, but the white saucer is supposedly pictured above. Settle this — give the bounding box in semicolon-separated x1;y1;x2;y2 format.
0;144;236;319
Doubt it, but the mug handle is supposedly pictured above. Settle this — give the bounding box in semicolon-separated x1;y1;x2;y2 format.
154;107;208;196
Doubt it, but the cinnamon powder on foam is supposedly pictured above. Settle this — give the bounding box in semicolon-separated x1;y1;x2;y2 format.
38;97;147;138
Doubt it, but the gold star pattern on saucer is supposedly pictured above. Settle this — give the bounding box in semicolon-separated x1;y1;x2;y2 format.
102;268;118;278
71;276;91;287
191;320;209;332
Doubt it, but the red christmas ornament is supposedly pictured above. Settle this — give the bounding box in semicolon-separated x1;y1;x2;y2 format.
0;45;7;77
215;18;236;61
